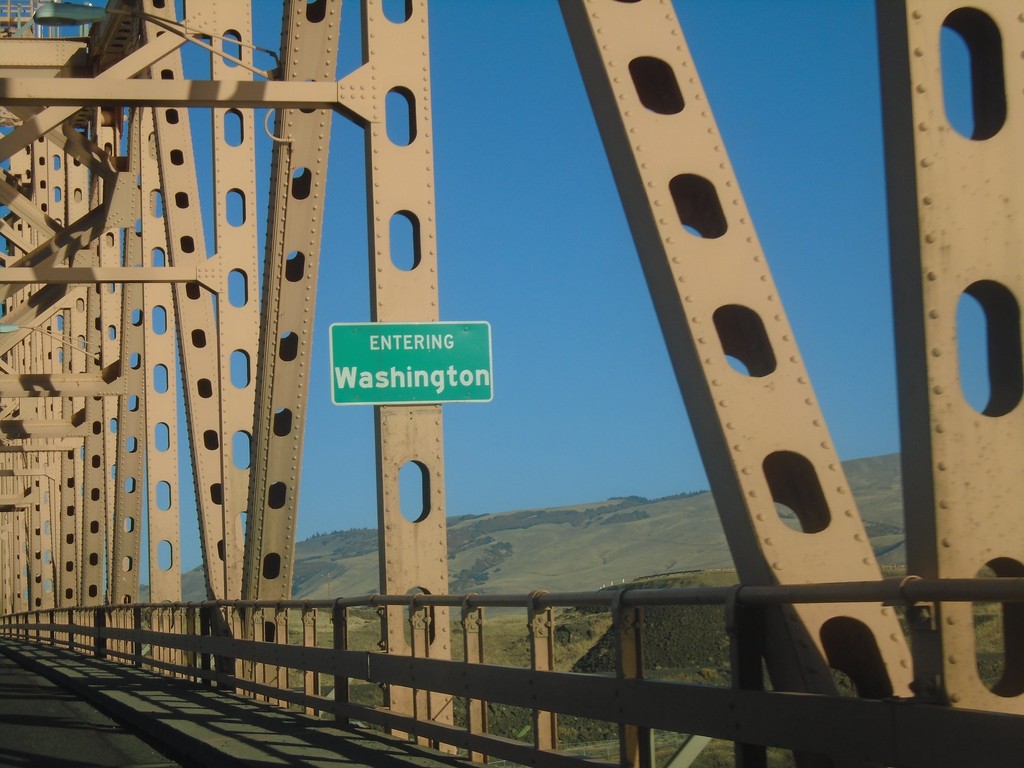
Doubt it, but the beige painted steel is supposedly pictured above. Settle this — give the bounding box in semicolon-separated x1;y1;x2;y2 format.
35;475;57;610
26;479;48;610
242;0;341;602
78;362;107;603
57;441;80;608
79;119;122;605
0;78;347;109
361;0;453;731
109;114;148;605
0;173;56;240
529;603;558;751
616;605;649;768
0;513;10;614
139;105;182;604
0;215;112;304
0;38;87;75
0;30;187;164
461;605;486;762
100;118;126;606
0;371;120;398
140;0;242;599
877;0;1024;713
207;0;259;607
0;265;218;286
0;130;92;611
301;608;319;713
12;503;25;613
58;146;92;610
560;0;912;699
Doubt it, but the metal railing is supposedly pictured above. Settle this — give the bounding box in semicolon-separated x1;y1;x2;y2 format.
3;578;1024;768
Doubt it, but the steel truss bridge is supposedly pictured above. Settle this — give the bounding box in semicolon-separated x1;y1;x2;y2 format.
0;1;1021;766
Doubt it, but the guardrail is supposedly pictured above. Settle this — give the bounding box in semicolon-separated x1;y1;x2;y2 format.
2;578;1024;767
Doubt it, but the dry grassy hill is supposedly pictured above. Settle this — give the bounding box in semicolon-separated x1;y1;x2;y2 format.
182;453;904;600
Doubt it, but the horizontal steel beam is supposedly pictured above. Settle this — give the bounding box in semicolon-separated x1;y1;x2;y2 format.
0;67;377;120
0;415;86;439
0;266;217;290
0;366;121;398
0;38;87;73
0;440;80;452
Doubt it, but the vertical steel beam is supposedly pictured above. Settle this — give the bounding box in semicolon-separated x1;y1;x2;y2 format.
13;505;27;613
110;113;146;604
208;0;259;606
140;106;182;603
141;0;239;599
36;462;58;613
58;143;92;608
560;0;912;700
69;117;121;606
0;511;10;615
58;442;78;608
360;0;453;728
27;478;44;609
89;118;124;605
243;0;341;601
877;0;1024;713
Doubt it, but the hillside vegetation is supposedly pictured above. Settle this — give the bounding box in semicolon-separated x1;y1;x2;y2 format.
183;453;904;600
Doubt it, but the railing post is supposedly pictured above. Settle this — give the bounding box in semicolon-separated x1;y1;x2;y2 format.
185;605;198;681
614;593;651;768
199;603;213;685
275;605;288;707
727;587;767;768
302;605;318;715
461;599;487;762
408;595;431;746
152;607;163;670
528;591;557;753
332;599;349;725
202;602;237;690
220;605;239;692
173;606;186;676
94;606;106;660
132;605;143;667
252;608;266;701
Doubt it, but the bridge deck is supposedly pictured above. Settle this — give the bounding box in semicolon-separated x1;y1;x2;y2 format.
0;639;475;768
0;645;181;767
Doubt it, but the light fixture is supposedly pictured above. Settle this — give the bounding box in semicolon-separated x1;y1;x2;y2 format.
32;3;106;27
32;2;280;79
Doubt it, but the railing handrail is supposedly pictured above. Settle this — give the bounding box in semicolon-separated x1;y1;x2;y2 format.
4;576;1024;768
6;575;1024;619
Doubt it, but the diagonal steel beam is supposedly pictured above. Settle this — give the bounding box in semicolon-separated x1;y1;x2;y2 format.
560;0;912;704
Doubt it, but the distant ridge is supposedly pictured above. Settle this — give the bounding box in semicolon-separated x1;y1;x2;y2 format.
182;453;904;600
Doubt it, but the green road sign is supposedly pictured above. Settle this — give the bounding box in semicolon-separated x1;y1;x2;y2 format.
330;322;493;405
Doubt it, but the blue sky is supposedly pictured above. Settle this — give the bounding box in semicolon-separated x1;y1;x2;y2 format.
175;1;963;570
285;0;900;544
